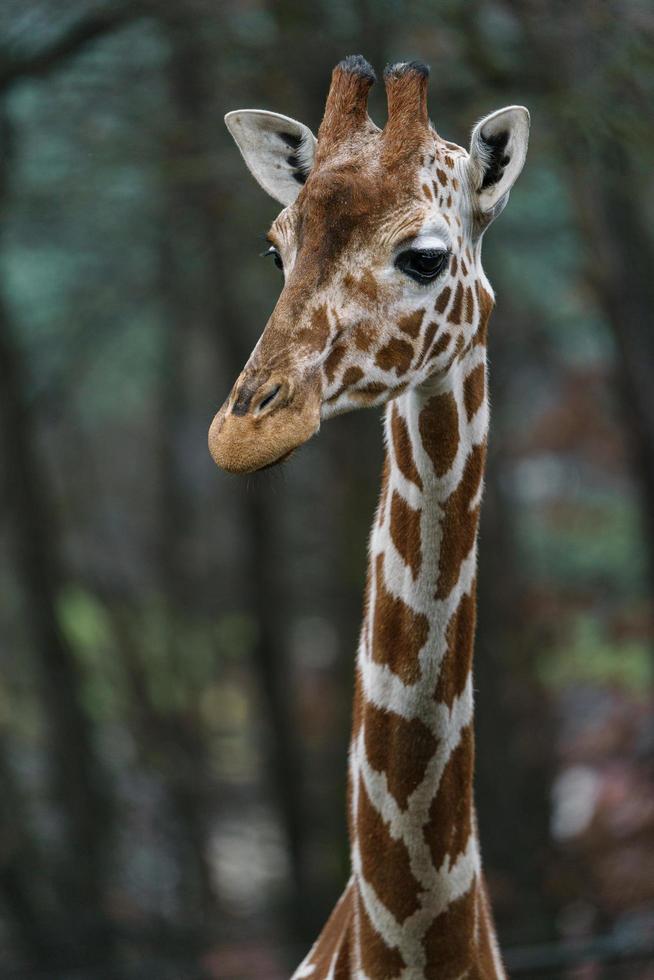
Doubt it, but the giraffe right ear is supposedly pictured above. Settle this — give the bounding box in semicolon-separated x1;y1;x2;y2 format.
467;105;530;221
225;109;317;207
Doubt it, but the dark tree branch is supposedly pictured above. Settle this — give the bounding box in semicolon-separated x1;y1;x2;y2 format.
0;4;141;91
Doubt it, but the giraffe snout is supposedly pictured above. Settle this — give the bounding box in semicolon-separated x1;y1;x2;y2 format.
208;370;321;475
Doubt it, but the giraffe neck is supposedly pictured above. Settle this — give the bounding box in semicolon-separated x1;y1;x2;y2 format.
347;340;503;978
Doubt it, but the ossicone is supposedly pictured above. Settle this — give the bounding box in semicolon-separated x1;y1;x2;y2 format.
317;54;377;151
382;60;432;155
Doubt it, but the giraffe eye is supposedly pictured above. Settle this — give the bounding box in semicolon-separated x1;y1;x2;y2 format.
396;248;449;284
262;245;284;271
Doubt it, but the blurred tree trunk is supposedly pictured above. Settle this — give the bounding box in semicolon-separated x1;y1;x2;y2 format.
475;298;558;946
154;225;220;934
565;153;654;603
0;107;113;967
503;0;654;616
450;2;654;944
476;433;558;946
0;10;149;967
158;5;312;948
0;734;59;966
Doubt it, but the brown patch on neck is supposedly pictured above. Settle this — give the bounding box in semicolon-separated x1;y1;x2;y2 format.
390;404;423;490
363;703;437;809
423;723;474;872
475;280;494;347
463;363;486;421
435;442;486;599
464;285;475;322
434;590;477;708
372;553;429;683
423;883;477;980
389;490;422;579
357;775;421;924
418;390;459;478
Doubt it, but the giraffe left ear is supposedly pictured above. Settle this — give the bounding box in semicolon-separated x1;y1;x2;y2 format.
225;109;316;206
468;106;530;219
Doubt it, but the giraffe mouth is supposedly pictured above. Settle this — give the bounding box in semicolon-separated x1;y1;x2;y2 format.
259;447;296;471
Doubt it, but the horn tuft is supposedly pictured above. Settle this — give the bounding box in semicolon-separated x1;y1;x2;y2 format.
383;60;430;82
338;54;376;83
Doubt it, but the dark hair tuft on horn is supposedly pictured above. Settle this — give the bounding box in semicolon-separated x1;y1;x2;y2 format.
383;60;430;81
338;54;376;83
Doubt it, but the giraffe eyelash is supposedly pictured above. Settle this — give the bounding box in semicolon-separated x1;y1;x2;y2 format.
261;243;284;271
395;247;450;284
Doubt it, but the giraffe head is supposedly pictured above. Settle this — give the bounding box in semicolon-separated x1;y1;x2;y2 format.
209;56;528;473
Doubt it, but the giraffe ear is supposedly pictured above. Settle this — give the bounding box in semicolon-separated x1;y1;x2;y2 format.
225;109;316;206
468;106;530;220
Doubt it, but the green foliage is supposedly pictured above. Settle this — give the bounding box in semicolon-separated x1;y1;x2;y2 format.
518;494;648;598
57;584;260;734
57;585;125;720
212;612;259;663
540;614;653;694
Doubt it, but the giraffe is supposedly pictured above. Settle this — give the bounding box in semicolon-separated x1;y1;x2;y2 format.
209;55;529;979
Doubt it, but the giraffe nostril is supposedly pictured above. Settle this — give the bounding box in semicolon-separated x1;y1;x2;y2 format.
255;383;283;414
232;384;255;416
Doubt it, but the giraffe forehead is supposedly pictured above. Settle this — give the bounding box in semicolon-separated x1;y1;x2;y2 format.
275;130;469;254
298;129;427;223
300;165;412;234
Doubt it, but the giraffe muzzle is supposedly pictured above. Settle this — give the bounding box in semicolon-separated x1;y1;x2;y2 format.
208;372;322;474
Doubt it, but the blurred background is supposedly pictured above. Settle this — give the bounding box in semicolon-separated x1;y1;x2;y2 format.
0;1;653;978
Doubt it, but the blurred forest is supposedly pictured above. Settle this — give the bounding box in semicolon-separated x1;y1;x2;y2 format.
0;1;653;978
